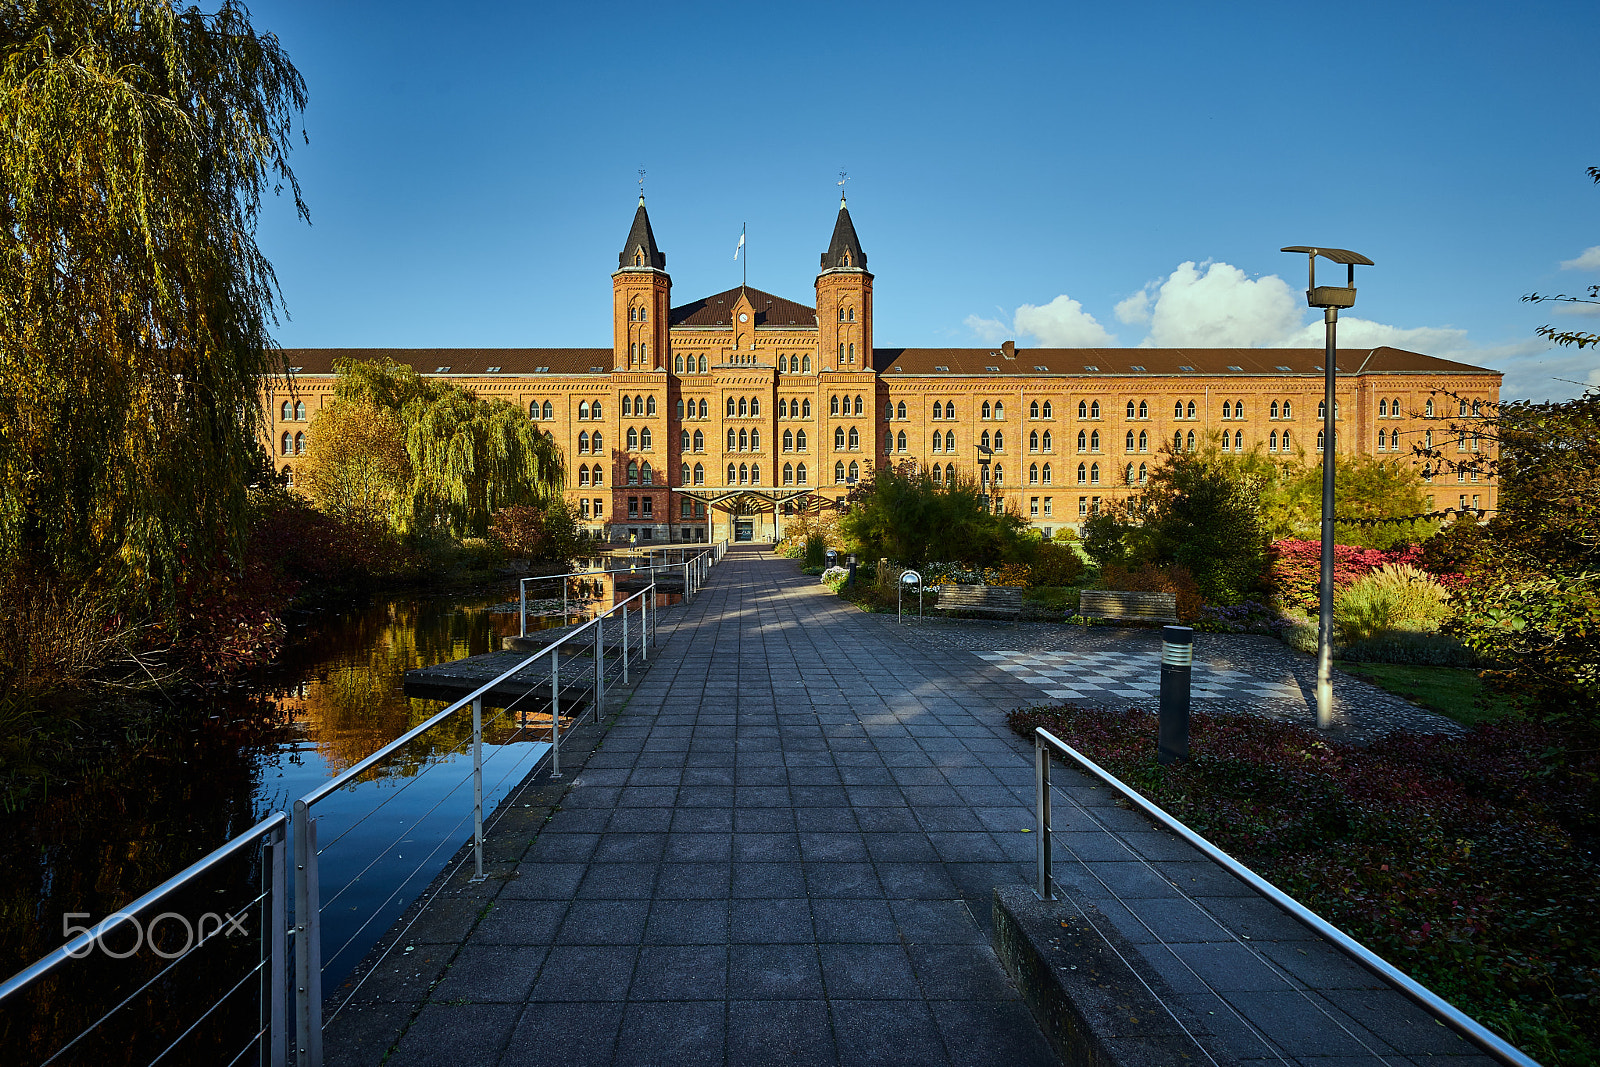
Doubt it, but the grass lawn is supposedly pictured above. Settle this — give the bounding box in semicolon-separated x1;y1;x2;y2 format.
1337;662;1522;726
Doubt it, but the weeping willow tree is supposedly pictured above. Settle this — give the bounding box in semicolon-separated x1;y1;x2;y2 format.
326;358;565;539
0;1;306;603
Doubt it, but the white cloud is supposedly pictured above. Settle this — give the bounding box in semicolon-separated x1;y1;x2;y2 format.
963;313;1010;343
1142;261;1305;348
1114;288;1152;325
1013;295;1115;346
1280;317;1468;353
1560;246;1600;271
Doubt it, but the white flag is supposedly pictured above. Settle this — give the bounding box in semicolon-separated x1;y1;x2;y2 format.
734;228;745;260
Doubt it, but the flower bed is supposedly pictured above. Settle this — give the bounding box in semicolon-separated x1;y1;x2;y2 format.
1007;703;1600;1066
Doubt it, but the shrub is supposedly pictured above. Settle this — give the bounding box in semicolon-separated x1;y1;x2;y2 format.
1269;539;1422;612
804;534;827;569
820;566;849;591
1100;562;1204;623
1029;542;1085;587
1334;564;1451;643
1340;631;1474;667
489;500;581;565
1194;600;1284;634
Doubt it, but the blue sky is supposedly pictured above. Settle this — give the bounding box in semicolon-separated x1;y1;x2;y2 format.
250;0;1597;401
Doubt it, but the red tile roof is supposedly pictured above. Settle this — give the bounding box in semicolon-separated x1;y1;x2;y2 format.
871;346;1500;378
275;348;612;376
670;286;817;327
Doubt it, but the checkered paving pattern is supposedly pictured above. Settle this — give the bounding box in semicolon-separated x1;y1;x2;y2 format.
974;650;1309;705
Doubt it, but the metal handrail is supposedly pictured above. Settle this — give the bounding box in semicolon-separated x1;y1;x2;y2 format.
1031;727;1541;1067
0;811;289;1067
518;541;725;635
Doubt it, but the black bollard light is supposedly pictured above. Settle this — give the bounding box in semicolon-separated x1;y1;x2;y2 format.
846;554;857;587
1158;625;1193;765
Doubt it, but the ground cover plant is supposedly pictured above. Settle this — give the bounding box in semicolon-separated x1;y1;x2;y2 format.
1007;703;1600;1065
1335;664;1522;727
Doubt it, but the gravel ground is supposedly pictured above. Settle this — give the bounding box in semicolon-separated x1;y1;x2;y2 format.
882;613;1465;744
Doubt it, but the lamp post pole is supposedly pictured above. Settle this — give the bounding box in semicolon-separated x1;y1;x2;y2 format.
1281;246;1373;731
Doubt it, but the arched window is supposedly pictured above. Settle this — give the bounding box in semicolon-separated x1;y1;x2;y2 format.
995;402;1004;419
1041;463;1051;485
676;399;685;419
626;427;639;450
1174;431;1183;451
982;400;992;419
1186;401;1196;419
848;343;855;364
848;427;860;450
751;429;761;451
1091;401;1101;419
1126;400;1136;419
693;463;704;485
796;463;807;484
692;429;704;452
1390;429;1400;451
1186;430;1195;451
681;462;690;484
1392;397;1402;416
835;461;846;482
749;398;760;417
1459;399;1469;416
783;429;794;452
646;396;656;416
1042;401;1053;419
281;401;292;420
675;355;684;373
1425;398;1435;417
592;400;602;419
622;395;633;416
280;431;291;455
579;466;591;487
642;461;654;484
739;429;749;451
1125;463;1134;485
1222;401;1232;419
1282;429;1291;450
778;355;788;373
783;463;794;485
695;355;706;373
1076;400;1086;419
641;427;653;450
1029;463;1039;484
1090;463;1100;485
797;355;808;373
1378;399;1388;418
837;343;845;363
1090;430;1100;452
739;464;749;484
801;399;811;418
1138;462;1148;485
1270;400;1279;419
578;431;590;453
1077;430;1087;452
835;426;846;449
1234;430;1243;451
830;396;840;417
1077;463;1088;485
1269;430;1279;452
1222;431;1231;452
981;430;991;450
539;401;551;420
993;464;1003;485
994;430;1004;451
1175;400;1185;419
530;400;541;418
736;397;746;417
592;465;603;486
294;433;306;455
1029;430;1039;452
1126;430;1135;452
695;399;705;418
945;463;955;484
796;429;807;451
1377;429;1386;451
681;430;691;452
1318;400;1326;419
727;428;736;451
853;395;863;415
726;397;736;417
1042;431;1052;453
848;461;859;481
1281;400;1291;418
1317;430;1325;452
896;400;907;420
729;463;738;483
627;460;639;484
1138;400;1148;419
897;430;907;452
934;465;945;485
1030;400;1040;419
944;429;956;451
294;400;306;421
752;463;761;483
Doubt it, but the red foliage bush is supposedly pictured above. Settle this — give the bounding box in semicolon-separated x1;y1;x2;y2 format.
1268;539;1423;611
1100;562;1204;622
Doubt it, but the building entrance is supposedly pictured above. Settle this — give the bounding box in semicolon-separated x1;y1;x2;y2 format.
734;521;753;542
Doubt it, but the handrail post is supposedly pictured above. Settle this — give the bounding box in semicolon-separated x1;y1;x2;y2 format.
470;697;485;882
593;615;604;721
642;590;651;659
292;801;322;1066
550;650;562;777
519;579;527;638
621;602;630;684
562;576;568;622
1034;732;1054;901
268;820;288;1067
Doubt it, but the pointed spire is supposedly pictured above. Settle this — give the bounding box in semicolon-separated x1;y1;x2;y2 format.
820;199;867;272
619;197;666;270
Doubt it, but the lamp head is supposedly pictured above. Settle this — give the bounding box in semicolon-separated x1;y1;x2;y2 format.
1281;246;1373;309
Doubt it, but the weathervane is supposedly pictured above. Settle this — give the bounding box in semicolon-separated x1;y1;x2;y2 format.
837;169;849;199
637;166;646;198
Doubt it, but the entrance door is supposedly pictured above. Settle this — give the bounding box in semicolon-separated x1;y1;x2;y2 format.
734;521;753;542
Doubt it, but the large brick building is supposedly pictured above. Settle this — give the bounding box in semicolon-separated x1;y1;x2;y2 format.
266;197;1501;542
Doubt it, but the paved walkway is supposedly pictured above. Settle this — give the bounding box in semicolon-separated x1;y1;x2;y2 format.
343;548;1496;1067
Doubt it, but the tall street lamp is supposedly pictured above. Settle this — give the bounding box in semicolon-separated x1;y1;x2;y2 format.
1280;245;1373;731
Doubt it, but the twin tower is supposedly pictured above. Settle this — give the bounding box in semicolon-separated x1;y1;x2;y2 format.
607;196;874;376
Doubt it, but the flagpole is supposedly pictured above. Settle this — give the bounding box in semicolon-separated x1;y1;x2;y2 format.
742;223;747;288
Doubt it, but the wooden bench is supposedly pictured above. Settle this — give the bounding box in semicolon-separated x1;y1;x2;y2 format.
937;584;1023;626
1079;590;1179;625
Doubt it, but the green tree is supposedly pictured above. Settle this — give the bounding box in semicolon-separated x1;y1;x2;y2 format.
300;402;411;526
1137;450;1270;604
840;465;1029;565
489;501;581;565
0;0;306;600
328;358;565;538
1523;165;1600;350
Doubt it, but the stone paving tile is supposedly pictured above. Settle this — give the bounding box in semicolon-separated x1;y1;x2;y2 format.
365;548;1503;1066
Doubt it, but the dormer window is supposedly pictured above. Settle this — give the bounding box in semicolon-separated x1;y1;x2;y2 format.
841;249;852;267
633;250;644;266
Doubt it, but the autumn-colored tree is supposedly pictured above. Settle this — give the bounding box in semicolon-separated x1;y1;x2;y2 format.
0;0;306;600
300;403;410;526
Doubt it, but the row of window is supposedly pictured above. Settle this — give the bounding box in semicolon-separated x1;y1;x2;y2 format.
624;427;653;450
830;395;865;416
279;401;307;421
778;398;813;418
726;396;761;417
728;428;762;451
835;343;859;364
280;431;305;456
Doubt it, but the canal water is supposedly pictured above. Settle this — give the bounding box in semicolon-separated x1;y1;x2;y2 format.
0;573;674;1064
